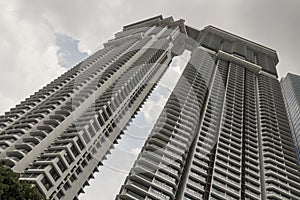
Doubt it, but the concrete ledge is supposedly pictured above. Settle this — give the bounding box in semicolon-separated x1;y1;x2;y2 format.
205;25;278;60
216;50;262;74
104;33;144;47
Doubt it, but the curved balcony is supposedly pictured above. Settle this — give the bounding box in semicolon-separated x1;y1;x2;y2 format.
0;123;7;128
23;137;41;145
4;157;18;167
15;143;34;151
44;119;60;128
37;125;53;134
13;124;32;131
0;135;18;144
55;109;71;117
61;105;75;112
0;118;13;123
6;150;26;159
6;129;26;136
30;130;48;138
49;114;65;122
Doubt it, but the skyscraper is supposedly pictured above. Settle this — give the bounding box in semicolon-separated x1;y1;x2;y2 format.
116;18;300;200
281;73;300;163
0;15;299;200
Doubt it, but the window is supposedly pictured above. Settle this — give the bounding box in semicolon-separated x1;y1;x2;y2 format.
57;159;67;172
76;138;84;150
96;141;101;149
70;145;79;157
76;167;82;175
100;137;105;143
57;190;64;199
87;126;95;138
91;147;97;155
64;152;73;165
41;176;52;190
102;112;108;121
97;115;105;126
82;132;90;144
63;182;71;191
93;120;100;132
49;168;60;181
86;153;92;161
81;160;87;168
70;174;77;182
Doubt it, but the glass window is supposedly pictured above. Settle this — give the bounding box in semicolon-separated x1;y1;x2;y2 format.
81;160;87;168
50;168;60;181
82;132;90;144
70;145;79;157
76;138;85;150
93;120;100;132
57;190;64;199
87;126;95;138
41;176;52;190
86;153;92;161
64;152;73;165
70;174;77;182
76;167;82;175
63;182;71;191
91;147;97;155
57;159;67;172
97;115;105;126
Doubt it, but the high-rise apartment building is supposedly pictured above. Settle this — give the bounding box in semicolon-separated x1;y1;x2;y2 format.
116;17;300;200
281;73;300;163
0;15;299;200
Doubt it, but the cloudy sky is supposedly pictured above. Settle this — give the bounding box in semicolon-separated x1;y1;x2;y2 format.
0;0;300;114
0;0;300;198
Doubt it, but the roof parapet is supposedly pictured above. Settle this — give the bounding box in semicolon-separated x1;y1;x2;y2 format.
203;25;279;62
123;15;163;31
123;15;186;34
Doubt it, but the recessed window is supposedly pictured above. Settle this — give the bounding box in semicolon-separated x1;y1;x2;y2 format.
91;147;97;155
41;176;52;190
57;159;67;172
57;190;64;199
82;132;90;144
76;138;85;150
81;160;87;168
64;152;73;165
96;142;101;149
76;167;82;175
86;153;92;161
63;182;71;191
70;145;79;157
50;168;60;181
93;120;100;132
70;174;77;182
87;126;95;138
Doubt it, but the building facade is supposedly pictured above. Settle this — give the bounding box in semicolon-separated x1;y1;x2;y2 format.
117;17;300;200
281;73;300;163
0;16;299;200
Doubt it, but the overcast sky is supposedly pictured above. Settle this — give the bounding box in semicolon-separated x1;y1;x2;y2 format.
0;0;300;114
0;0;300;199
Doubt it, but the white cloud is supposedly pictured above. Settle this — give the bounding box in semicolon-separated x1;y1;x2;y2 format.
14;0;132;53
1;0;299;116
0;0;136;114
0;1;66;114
